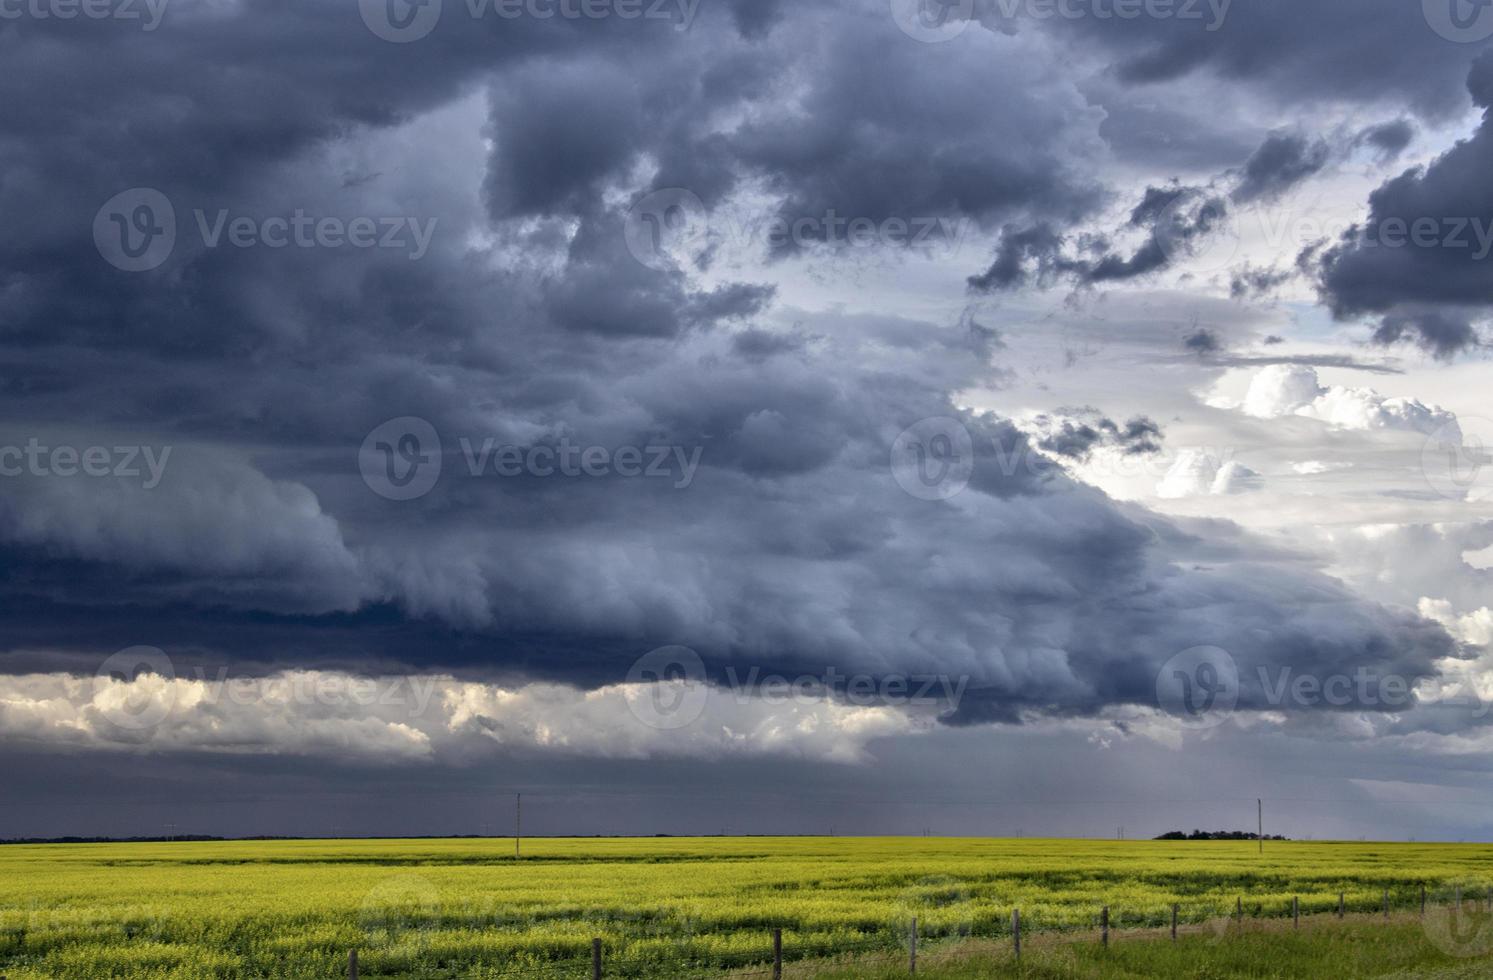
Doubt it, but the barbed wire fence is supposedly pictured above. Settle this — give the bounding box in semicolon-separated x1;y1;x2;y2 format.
328;882;1493;980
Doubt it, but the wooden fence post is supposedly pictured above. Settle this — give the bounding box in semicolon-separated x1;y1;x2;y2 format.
909;917;917;974
1012;909;1021;961
1170;904;1177;941
1101;906;1109;948
1338;893;1344;918
348;949;358;980
1236;896;1242;923
591;938;602;980
772;928;782;980
1421;883;1427;916
1384;889;1390;918
1293;896;1299;930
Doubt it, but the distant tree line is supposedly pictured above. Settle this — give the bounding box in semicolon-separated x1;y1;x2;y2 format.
0;835;235;845
1154;830;1290;841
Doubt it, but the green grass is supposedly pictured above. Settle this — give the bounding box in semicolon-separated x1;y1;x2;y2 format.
2;837;1492;978
781;918;1493;979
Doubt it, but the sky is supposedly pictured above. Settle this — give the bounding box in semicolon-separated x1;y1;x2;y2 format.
3;0;1493;842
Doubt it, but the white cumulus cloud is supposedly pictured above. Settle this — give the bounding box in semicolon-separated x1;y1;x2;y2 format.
1236;365;1458;436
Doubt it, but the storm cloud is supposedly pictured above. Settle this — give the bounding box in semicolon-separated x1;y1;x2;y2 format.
0;0;1484;840
1313;55;1493;358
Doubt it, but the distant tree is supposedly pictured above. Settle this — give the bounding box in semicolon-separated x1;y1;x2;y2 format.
1153;830;1289;841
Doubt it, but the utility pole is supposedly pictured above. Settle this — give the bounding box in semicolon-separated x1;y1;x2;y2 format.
515;793;521;860
1257;799;1263;855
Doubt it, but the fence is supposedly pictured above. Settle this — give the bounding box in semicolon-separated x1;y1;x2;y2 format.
332;882;1485;979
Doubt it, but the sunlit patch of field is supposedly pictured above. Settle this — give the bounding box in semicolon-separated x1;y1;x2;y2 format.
3;837;1492;978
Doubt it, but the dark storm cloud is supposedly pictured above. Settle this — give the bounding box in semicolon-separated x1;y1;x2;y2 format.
968;184;1228;292
469;5;1106;259
732;327;811;362
1231;131;1330;204
1090;94;1257;172
1357;119;1416;161
0;0;1462;760
539;202;777;337
966;222;1069;291
1229;264;1295;300
1372;311;1481;359
1032;408;1163;459
1182;327;1221;353
1006;0;1486;117
971;122;1341;301
1313;57;1493;358
721;18;1106;258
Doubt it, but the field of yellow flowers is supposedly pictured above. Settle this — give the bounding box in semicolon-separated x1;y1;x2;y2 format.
3;836;1491;978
